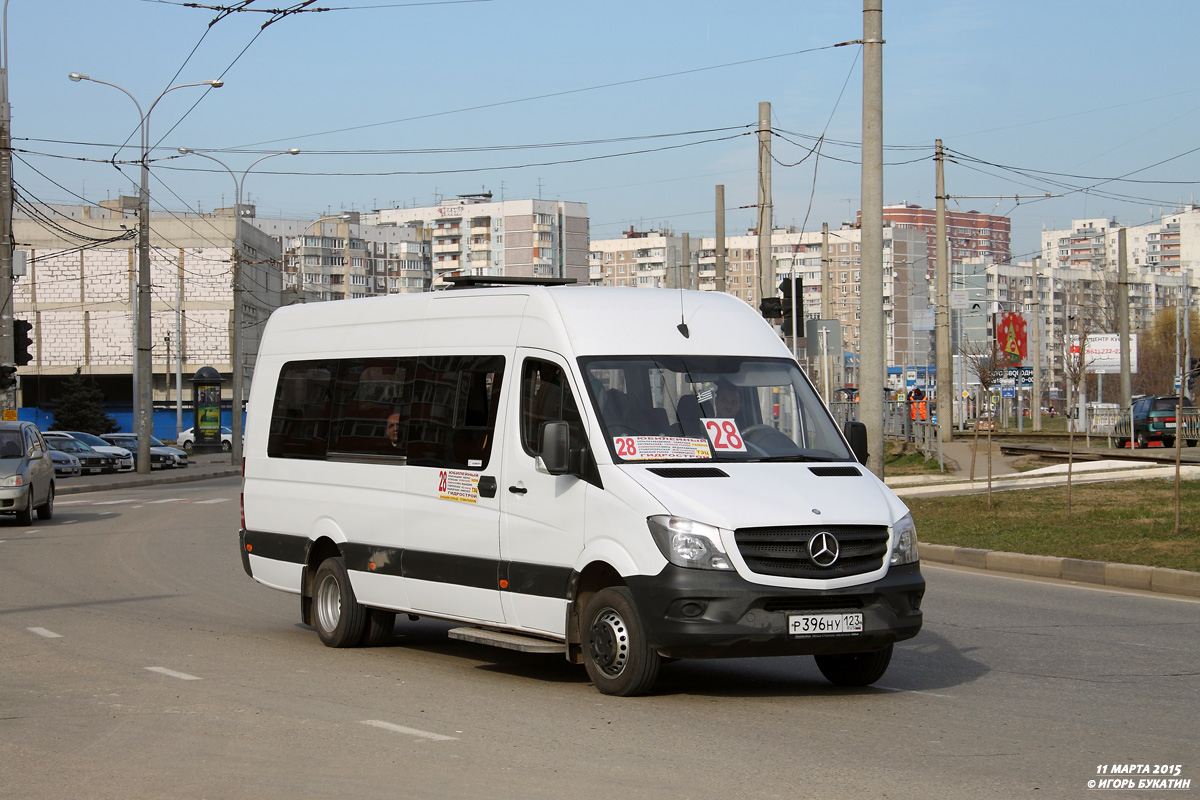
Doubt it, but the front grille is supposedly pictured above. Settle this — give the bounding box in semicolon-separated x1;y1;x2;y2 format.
809;466;862;477
734;525;889;578
761;595;870;612
647;467;729;478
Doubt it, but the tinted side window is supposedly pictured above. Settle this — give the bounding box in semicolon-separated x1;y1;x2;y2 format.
407;355;504;470
328;358;412;457
521;359;585;456
268;360;336;459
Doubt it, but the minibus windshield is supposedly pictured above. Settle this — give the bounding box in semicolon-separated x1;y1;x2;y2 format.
580;355;853;464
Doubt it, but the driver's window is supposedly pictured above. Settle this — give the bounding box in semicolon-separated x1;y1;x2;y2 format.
520;359;584;456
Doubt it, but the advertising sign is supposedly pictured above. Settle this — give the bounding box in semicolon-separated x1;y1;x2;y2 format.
1067;333;1138;375
995;312;1028;367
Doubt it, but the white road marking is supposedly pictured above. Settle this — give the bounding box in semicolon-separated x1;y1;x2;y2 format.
27;627;63;639
94;499;142;506
147;498;184;504
876;685;955;698
360;720;458;741
60;519;78;525
145;667;201;681
194;498;229;504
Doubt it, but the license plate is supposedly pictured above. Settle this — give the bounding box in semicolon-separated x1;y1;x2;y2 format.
788;612;863;636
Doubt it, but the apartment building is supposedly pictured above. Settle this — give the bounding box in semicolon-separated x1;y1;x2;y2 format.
1041;208;1200;274
251;212;431;303
881;202;1011;276
11;201;281;409
373;194;589;286
587;228;700;288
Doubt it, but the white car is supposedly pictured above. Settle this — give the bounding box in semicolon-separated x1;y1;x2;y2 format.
177;426;234;452
50;431;135;472
102;434;189;469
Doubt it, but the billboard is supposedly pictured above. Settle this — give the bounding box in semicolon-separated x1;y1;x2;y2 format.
995;312;1028;367
1068;333;1138;375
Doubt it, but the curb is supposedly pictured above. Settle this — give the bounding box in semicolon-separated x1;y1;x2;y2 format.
921;543;1200;598
56;467;241;496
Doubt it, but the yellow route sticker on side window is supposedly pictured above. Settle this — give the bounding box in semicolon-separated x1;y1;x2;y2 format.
438;469;479;503
612;436;712;461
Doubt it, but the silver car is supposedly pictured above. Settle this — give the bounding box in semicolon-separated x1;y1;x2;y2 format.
0;421;55;524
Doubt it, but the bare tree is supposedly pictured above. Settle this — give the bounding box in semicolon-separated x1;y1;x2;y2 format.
1060;301;1095;519
962;337;1006;507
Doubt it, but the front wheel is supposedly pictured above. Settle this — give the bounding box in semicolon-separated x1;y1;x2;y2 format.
582;587;661;697
312;556;366;648
815;644;893;687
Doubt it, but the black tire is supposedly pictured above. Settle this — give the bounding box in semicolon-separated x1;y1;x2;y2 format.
815;643;893;687
1114;438;1128;449
1163;437;1175;449
15;495;32;526
312;556;366;648
36;483;54;520
582;586;661;697
182;440;193;452
1187;440;1197;448
359;608;397;646
1136;430;1149;448
221;440;232;452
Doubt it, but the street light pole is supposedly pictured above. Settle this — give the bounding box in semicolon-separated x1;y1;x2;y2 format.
68;72;222;473
176;147;298;465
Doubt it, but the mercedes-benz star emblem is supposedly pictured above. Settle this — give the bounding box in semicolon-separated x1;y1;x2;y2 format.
808;531;840;567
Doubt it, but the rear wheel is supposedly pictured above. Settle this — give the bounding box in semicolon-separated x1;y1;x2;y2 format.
36;484;54;520
359;608;397;646
1136;430;1150;448
1163;436;1175;449
582;586;661;697
221;440;232;452
312;557;366;648
1187;440;1197;448
815;644;893;687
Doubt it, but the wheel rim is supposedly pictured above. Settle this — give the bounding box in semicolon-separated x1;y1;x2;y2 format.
315;572;342;633
589;607;629;677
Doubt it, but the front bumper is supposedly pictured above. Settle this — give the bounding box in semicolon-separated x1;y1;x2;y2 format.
626;562;925;659
0;485;32;513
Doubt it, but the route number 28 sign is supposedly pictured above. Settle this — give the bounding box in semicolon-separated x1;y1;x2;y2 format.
701;418;746;452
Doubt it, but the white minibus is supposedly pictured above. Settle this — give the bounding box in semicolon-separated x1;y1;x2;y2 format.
240;281;924;696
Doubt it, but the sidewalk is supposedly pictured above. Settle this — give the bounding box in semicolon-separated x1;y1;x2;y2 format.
55;451;241;496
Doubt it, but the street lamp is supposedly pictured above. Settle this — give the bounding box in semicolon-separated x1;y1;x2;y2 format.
69;72;223;473
175;146;299;464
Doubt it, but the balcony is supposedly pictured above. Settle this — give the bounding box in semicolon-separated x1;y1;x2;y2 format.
469;250;490;264
432;241;462;254
433;226;462;238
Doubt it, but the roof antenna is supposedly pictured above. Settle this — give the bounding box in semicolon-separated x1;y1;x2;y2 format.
676;263;689;337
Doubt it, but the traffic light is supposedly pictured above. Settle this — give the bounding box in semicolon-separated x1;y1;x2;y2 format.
13;319;32;366
759;296;783;318
0;365;15;390
778;276;802;338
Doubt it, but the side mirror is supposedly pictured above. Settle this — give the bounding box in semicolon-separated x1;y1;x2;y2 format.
844;420;868;465
539;421;571;475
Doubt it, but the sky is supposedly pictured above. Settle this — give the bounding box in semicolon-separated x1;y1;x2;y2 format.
8;0;1200;259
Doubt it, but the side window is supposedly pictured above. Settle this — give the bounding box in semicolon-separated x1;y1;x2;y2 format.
328;357;412;457
521;359;585;456
267;360;337;459
406;355;504;470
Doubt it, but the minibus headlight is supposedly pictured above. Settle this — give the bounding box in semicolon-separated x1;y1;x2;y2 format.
891;513;920;565
648;516;733;570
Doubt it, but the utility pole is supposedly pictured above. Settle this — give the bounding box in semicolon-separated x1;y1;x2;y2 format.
822;223;833;394
935;139;951;443
859;0;885;476
757;102;773;308
0;0;14;413
715;185;726;293
1117;227;1132;415
1032;256;1042;432
681;233;691;290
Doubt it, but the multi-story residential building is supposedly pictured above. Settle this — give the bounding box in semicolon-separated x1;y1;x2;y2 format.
1041;207;1200;274
372;194;589;286
11;200;281;414
587;228;700;288
880;202;1011;276
251;212;431;303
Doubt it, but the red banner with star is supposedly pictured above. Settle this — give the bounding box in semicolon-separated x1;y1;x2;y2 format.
996;312;1027;367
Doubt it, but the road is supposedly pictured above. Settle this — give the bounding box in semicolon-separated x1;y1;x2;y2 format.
2;477;1197;799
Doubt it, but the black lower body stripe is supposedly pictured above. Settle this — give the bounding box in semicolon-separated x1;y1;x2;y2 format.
242;529;573;600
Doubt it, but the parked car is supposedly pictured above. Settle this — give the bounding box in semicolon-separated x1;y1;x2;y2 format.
0;421;55;524
1113;396;1199;448
47;448;80;478
54;431;135;472
44;434;117;475
974;413;996;432
102;434;188;469
177;426;234;452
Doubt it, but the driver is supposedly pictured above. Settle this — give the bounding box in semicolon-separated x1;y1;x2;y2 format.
714;380;741;420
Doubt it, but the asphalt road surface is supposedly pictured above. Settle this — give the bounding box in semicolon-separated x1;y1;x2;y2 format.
2;477;1197;799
